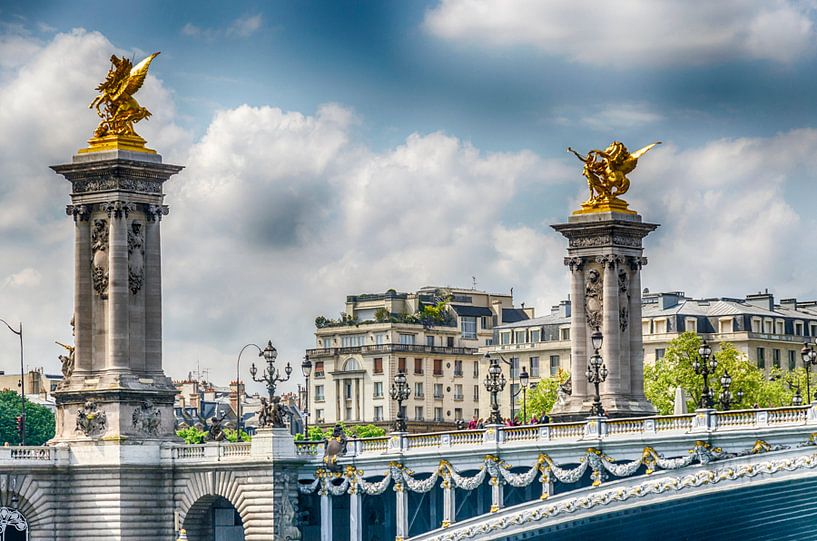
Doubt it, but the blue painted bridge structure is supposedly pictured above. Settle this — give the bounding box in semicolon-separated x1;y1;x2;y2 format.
293;406;817;541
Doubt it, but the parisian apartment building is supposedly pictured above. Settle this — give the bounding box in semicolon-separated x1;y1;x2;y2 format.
308;287;817;430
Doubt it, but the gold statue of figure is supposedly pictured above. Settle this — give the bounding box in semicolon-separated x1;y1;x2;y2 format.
80;52;160;154
568;141;660;214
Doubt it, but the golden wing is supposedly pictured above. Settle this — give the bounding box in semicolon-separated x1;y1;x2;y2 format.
114;52;160;100
630;141;661;159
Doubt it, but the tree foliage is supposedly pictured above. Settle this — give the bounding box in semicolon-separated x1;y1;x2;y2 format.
177;426;208;444
0;390;55;446
524;369;570;421
294;423;387;441
644;332;796;414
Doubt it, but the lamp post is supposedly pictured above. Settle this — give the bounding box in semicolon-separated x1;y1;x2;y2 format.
235;342;269;434
693;339;717;409
519;366;530;423
801;342;817;402
483;353;506;425
498;355;518;422
586;329;607;417
390;371;410;432
0;319;24;445
301;355;312;438
792;386;804;407
717;369;744;410
250;341;292;429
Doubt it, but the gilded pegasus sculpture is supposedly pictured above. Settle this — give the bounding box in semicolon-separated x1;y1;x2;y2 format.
89;52;159;139
568;141;660;214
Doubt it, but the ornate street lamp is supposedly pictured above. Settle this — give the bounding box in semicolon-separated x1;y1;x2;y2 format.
717;369;744;410
250;340;292;428
693;339;717;409
234;342;271;434
801;342;817;402
0;318;24;445
390;371;410;432
301;355;312;438
792;386;804;407
586;329;607;417
519;366;530;423
484;353;507;425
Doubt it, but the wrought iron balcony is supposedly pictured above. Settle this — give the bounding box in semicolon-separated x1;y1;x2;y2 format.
306;343;478;357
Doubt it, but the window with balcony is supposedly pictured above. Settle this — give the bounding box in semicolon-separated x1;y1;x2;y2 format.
473;385;479;401
757;347;766;369
434;407;443;422
426;335;434;347
323;338;333;348
719;318;733;334
789;350;797;370
461;317;477;340
530;329;541;343
433;359;443;376
341;334;365;347
515;330;527;344
414;358;424;375
454;360;463;377
773;348;781;368
373;357;383;374
763;319;773;334
315;385;325;402
415;382;424;398
415;406;424;420
530;356;540;378
454;384;463;400
399;334;416;345
447;336;455;347
314;361;325;378
373;381;383;398
654;319;667;334
751;318;762;333
686;318;697;333
433;383;443;399
374;406;384;421
398;357;406;372
375;333;386;345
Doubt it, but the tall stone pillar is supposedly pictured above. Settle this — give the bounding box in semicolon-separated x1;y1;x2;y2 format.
550;211;658;420
51;149;183;442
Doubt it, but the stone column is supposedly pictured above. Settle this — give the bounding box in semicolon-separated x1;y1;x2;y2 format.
144;205;164;374
395;482;408;541
441;474;455;528
629;257;646;399
106;201;130;370
354;378;360;421
617;265;631;397
601;255;621;396
71;205;92;373
320;487;332;541
489;475;503;513
349;485;362;541
567;258;587;399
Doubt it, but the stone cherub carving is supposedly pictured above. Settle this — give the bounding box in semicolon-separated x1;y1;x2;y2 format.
568;141;660;210
76;400;107;437
127;220;144;294
132;400;161;436
89;52;159;139
584;268;603;329
91;219;109;298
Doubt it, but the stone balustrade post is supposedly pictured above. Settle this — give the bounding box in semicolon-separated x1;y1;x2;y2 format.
692;409;715;432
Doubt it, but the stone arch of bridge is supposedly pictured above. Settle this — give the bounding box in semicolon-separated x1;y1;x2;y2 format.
0;474;53;537
182;495;244;541
175;470;249;541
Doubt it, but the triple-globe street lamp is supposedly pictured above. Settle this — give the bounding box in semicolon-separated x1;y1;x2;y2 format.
235;341;272;434
249;341;292;428
519;366;530;423
717;369;744;410
390;371;410;432
586;329;607;417
694;339;718;409
483;353;507;425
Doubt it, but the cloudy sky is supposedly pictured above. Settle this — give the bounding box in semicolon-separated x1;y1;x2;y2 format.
1;1;817;393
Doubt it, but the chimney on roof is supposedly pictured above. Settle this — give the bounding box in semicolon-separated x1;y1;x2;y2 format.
658;293;680;310
746;291;774;311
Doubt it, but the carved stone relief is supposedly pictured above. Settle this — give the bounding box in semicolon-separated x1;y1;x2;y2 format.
66;204;90;222
127;221;144;294
618;267;630;332
91;219;109;299
132;400;161;436
276;476;302;540
585;268;603;329
76;400;107;437
569;235;642;248
564;256;584;271
72;176;162;195
145;204;169;222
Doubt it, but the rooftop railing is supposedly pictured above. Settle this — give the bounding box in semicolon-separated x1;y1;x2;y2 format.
307;343;478;357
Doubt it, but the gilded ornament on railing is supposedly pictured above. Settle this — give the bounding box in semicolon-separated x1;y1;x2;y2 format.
568;141;660;215
81;52;160;154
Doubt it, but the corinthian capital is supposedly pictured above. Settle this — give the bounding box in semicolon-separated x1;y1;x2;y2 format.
628;256;648;270
102;201;133;219
563;257;585;271
66;204;90;222
595;254;622;268
144;204;169;222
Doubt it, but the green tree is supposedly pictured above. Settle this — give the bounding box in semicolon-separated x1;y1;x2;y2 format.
644;332;794;414
524;369;570;421
176;426;208;444
295;423;387;441
0;390;55;445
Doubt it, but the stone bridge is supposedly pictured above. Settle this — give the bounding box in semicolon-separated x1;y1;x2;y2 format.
2;406;817;540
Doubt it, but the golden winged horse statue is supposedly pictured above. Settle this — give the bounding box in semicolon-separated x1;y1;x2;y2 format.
88;52;159;143
568;141;660;214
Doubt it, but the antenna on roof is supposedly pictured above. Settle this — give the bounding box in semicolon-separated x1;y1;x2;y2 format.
472;276;477;290
510;287;514;297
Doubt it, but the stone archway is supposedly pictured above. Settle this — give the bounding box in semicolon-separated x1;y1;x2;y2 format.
183;495;244;541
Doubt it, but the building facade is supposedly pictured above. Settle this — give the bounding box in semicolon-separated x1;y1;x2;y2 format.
306;286;531;430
